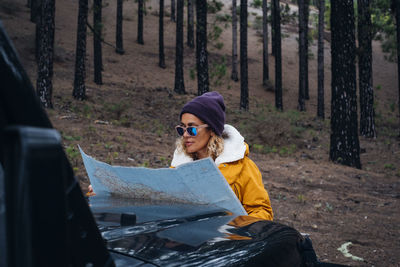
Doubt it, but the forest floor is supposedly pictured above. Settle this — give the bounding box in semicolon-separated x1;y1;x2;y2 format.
1;0;400;266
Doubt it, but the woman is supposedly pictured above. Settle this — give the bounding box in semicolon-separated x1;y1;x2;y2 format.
171;92;273;220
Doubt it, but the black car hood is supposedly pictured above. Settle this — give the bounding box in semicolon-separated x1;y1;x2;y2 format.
90;195;304;267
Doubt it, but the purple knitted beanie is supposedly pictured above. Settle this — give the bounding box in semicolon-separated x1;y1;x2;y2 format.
180;92;226;136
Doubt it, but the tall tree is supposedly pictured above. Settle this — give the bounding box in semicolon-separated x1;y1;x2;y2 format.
273;0;283;110
115;0;124;54
30;0;39;23
304;0;310;100
36;0;55;108
262;0;269;86
73;0;89;100
93;0;102;84
159;0;166;68
394;0;400;136
187;0;194;48
271;1;276;56
240;0;249;110
196;0;209;95
317;0;325;119
174;0;185;94
137;0;144;44
171;0;176;22
358;0;376;137
330;0;361;169
231;0;239;81
298;0;307;111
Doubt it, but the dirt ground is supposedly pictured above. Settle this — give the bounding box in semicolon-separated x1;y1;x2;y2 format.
1;0;399;266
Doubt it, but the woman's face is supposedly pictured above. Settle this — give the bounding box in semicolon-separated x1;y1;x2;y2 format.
180;113;213;158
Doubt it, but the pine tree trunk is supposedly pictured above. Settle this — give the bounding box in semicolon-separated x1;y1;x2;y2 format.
240;0;249;110
330;0;361;169
187;0;194;48
304;0;310;100
99;0;103;70
159;0;166;68
273;0;282;110
174;0;185;94
231;0;239;82
271;1;275;56
73;0;88;100
262;0;269;85
116;0;124;54
298;0;306;111
137;0;144;44
171;0;176;22
196;0;209;95
394;0;400;137
358;0;376;137
36;0;55;108
317;0;325;119
93;0;102;84
30;0;39;23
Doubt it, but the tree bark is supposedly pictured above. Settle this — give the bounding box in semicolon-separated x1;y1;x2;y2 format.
262;0;269;85
93;0;102;84
116;0;124;54
231;0;239;82
240;0;249;110
99;0;103;69
394;0;400;137
271;0;276;56
358;0;376;137
159;0;166;68
137;0;144;44
30;0;39;23
174;0;185;94
304;0;310;100
317;0;325;119
330;0;361;169
273;0;282;110
196;0;209;95
73;0;88;100
187;0;194;48
298;0;306;111
36;0;55;108
171;0;176;22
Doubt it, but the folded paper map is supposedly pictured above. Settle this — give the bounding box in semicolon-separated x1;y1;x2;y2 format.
79;147;247;215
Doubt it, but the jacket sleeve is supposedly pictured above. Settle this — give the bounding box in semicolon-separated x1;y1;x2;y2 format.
238;158;274;221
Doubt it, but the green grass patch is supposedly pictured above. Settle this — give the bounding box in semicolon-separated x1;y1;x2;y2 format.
63;134;81;141
279;144;297;157
384;163;395;170
325;202;334;212
104;102;128;120
297;194;306;204
216;13;231;22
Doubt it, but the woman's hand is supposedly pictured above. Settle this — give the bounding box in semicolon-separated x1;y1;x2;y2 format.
86;184;96;196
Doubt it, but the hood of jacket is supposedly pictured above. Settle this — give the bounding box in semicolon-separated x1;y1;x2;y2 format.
171;124;247;167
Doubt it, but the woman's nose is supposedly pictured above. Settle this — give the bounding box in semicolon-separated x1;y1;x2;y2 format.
183;129;190;137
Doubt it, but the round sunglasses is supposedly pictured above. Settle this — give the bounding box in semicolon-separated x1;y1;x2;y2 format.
175;124;209;136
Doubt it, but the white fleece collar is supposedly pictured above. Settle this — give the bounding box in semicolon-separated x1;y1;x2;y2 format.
170;124;247;167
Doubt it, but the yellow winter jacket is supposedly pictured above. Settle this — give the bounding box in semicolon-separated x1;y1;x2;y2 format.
218;144;273;221
171;124;273;221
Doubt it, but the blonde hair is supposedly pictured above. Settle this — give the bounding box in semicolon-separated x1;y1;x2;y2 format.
176;133;226;161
